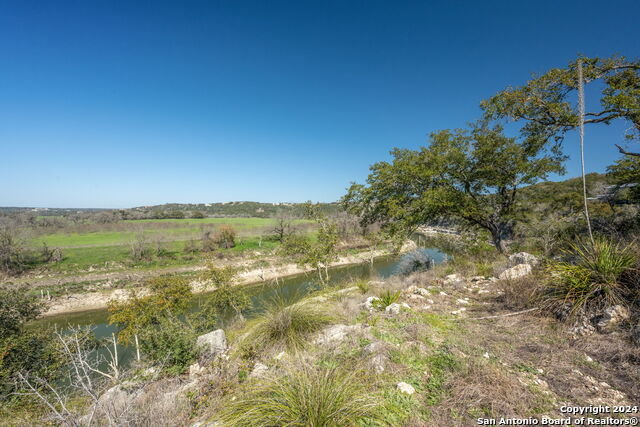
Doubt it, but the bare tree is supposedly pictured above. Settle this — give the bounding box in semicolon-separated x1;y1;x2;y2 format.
15;326;126;426
272;211;295;242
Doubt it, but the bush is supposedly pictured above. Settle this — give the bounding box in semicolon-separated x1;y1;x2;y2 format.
544;237;637;316
241;296;333;352
213;225;236;249
218;362;381;426
0;287;64;401
138;316;199;375
396;250;434;276
373;289;401;309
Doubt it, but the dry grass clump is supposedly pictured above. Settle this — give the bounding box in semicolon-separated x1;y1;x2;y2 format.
241;295;334;353
217;361;382;426
430;357;552;425
498;274;543;309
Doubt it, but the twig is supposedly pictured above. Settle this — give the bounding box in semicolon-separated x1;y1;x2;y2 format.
461;307;540;321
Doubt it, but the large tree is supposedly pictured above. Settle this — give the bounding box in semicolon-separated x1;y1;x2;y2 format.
342;125;565;253
482;55;640;155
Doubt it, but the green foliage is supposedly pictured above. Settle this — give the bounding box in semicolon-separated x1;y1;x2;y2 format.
355;279;370;294
545;237;637;315
0;287;63;403
137;315;199;375
241;296;333;353
0;287;44;341
482;55;640;144
373;289;401;309
343;124;565;253
201;264;251;321
607;155;640;201
213;225;237;249
108;275;192;344
281;203;339;283
218;362;381;426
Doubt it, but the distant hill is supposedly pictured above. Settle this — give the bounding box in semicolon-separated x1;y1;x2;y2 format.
123;201;340;219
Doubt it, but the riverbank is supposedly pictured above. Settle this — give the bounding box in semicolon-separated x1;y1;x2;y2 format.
42;246;398;317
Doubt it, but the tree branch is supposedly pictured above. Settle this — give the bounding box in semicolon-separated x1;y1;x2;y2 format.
615;144;640;157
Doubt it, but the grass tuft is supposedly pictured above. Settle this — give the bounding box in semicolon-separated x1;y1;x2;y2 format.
218;362;382;426
241;294;334;353
544;237;636;315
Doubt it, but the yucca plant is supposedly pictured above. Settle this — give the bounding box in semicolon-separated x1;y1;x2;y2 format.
241;294;334;352
354;279;370;294
218;362;382;426
545;237;636;315
372;289;401;309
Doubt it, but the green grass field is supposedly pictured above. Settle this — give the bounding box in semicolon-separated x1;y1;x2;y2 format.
25;217;310;273
30;218;310;248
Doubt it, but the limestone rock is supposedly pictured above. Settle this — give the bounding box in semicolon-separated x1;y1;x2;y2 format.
498;263;532;280
250;362;268;378
397;382;415;395
591;305;630;332
385;303;401;315
196;329;227;356
315;324;363;345
363;296;381;310
364;341;383;354
189;362;206;379
508;252;539;267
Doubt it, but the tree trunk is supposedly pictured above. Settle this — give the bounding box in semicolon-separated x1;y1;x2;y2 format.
488;226;507;254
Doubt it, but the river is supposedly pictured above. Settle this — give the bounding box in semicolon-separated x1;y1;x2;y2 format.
35;247;446;366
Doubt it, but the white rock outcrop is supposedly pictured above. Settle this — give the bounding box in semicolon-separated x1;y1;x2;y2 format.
196;329;227;355
498;263;532;280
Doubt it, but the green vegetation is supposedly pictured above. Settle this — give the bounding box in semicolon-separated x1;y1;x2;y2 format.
218;362;381;427
201;264;252;322
482;55;640;147
241;296;333;353
545;237;637;315
0;287;63;403
343;124;565;253
281;203;339;284
373;289;401;309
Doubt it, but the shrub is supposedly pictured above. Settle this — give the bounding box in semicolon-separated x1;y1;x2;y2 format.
218;362;381;426
130;234;153;261
241;296;333;352
213;225;236;249
544;237;637;316
373;289;401;310
138;316;199;375
184;239;200;254
396;250;434;276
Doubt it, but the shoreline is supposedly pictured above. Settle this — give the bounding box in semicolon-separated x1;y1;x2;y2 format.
42;248;394;317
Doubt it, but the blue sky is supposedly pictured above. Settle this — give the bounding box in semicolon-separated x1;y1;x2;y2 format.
1;0;638;208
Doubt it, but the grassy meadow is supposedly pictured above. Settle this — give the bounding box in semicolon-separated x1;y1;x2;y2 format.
24;217;313;274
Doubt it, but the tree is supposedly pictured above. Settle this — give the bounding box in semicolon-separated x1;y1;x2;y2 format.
342;124;565;253
200;263;251;322
0;287;65;401
271;211;295;242
482;55;640;154
607;155;640;202
108;275;192;360
280;203;339;283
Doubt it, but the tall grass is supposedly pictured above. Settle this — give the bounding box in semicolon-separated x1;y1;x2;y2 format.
218;362;381;426
242;295;334;352
545;237;637;315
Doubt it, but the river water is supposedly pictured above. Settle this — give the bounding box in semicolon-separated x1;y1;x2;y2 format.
36;247;446;366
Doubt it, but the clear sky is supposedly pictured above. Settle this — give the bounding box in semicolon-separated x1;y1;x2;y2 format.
1;0;638;208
